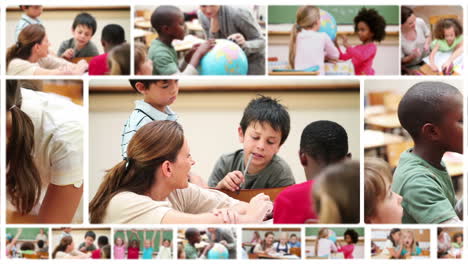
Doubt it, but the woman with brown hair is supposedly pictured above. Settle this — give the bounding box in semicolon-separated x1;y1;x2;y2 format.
89;120;272;224
6;24;88;75
52;236;89;259
6;80;83;223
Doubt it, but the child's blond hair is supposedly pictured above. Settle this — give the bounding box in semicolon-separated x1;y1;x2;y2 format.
364;157;393;222
288;6;320;68
134;42;148;74
108;43;130;75
315;228;330;256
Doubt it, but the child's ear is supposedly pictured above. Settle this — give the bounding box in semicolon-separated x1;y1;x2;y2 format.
421;123;440;141
299;151;308;166
238;126;245;143
135;82;147;95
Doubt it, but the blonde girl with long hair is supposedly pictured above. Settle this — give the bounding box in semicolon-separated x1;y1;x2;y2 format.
289;6;339;74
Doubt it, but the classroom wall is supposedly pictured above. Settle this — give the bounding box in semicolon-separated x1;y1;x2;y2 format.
364;79;464;94
6;7;131;54
51;229;111;250
409;5;463;26
88;80;360;201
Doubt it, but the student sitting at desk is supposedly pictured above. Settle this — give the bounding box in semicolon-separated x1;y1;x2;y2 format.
428;18;463;73
148;5;214;75
253;232;275;255
58;12;99;60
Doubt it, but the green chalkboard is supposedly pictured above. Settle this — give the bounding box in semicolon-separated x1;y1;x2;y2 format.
6;228;48;241
114;230;172;251
306;228;364;237
268;6;399;25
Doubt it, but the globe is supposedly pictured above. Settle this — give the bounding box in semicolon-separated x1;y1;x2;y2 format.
328;230;337;243
207;243;229;259
318;9;337;41
198;39;248;75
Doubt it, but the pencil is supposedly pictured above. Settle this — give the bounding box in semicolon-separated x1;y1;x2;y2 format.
237;153;253;194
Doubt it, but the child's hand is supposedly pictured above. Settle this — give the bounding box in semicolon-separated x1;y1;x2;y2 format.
62;48;74;60
185;44;201;63
195;39;216;57
442;61;452;74
219;240;228;247
216;171;245;192
227;33;246;46
339;35;350;48
325;56;338;64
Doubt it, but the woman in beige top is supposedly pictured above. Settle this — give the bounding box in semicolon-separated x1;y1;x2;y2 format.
253;232;275;255
89;121;273;224
6;24;87;75
52;236;90;259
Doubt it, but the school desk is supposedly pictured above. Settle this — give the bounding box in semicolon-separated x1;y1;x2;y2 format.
269;71;320;75
213;186;287;203
253;252;300;259
417;63;460;76
364;105;387;119
365;113;401;132
363;130;405;150
70;56;95;64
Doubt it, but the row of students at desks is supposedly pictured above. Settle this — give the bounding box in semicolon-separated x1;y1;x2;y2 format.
8;5;130;75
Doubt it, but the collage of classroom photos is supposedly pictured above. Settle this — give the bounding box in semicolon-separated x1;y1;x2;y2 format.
305;227;364;259
88;78;359;224
364;79;463;224
113;229;173;259
6;228;49;259
133;5;266;75
371;228;431;259
5;79;84;225
241;228;301;260
178;227;236;259
5;5;131;75
50;227;111;259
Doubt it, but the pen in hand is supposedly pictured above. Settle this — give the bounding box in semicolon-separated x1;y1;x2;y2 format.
237;153;253;194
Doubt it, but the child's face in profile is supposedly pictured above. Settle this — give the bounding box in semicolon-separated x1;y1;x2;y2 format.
444;27;456;44
168;13;186;40
356;21;374;43
239;122;282;173
85;236;95;246
192;232;201;243
24;6;43;18
145;80;179;109
72;24;93;48
370;179;403;224
345;234;352;244
438;95;463;154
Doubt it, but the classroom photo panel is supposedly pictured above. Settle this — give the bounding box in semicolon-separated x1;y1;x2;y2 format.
364;79;463;224
113;228;173;260
88;78;360;225
51;227;111;259
242;227;301;260
6;227;50;259
268;5;399;75
305;227;364;259
437;227;463;258
5;5;131;76
178;227;236;259
4;79;85;225
371;228;430;259
401;5;463;75
134;5;266;75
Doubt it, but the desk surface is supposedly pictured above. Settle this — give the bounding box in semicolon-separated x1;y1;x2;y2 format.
364;129;405;149
269;71;320;75
365;113;400;129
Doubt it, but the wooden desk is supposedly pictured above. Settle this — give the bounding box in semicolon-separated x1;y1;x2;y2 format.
417;63;460;76
254;253;300;259
70;56;95;64
213;186;287;203
7;210;39;224
269;71;320;75
364;130;405;149
365;113;401;131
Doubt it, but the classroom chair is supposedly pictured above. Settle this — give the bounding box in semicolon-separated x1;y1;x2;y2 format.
367;91;392;106
386;140;414;168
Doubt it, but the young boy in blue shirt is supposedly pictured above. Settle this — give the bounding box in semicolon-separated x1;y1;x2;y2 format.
393;81;463;223
15;5;43;41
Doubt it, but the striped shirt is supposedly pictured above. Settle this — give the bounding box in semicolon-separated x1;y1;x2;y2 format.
15;14;42;41
121;100;177;158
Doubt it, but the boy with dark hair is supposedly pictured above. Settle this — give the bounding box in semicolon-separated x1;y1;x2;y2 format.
209;95;295;191
58;12;99;60
15;5;43;41
393;81;462;224
89;24;126;75
184;228;211;259
148;5;215;75
273;120;350;223
36;239;48;253
79;231;97;252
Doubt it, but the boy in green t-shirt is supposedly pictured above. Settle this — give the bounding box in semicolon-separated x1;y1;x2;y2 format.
184;228;211;259
148;6;214;75
393;81;463;224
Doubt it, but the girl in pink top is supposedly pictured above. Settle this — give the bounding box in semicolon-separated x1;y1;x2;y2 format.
337;8;386;75
113;231;128;259
337;229;359;259
289;6;339;74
